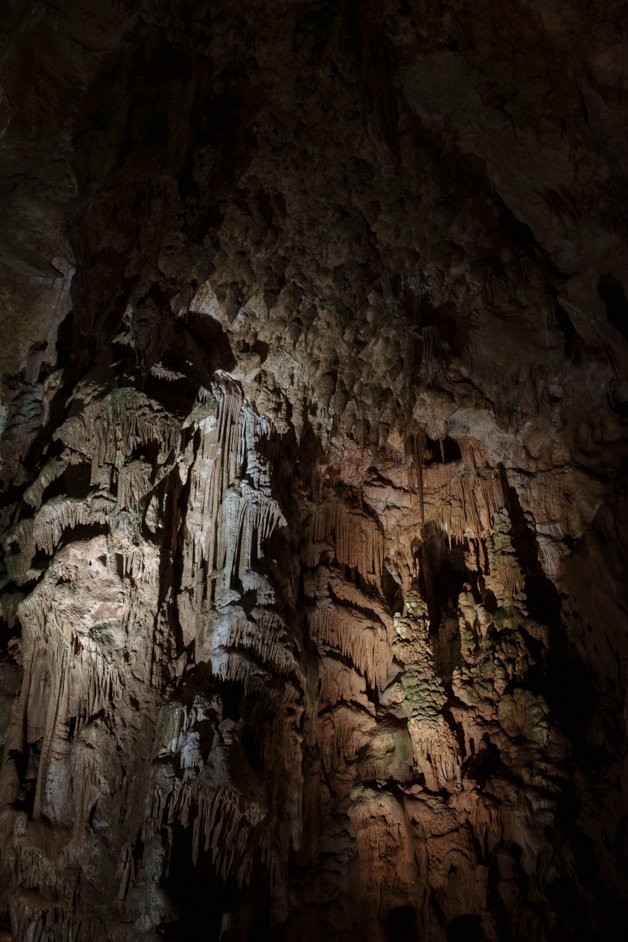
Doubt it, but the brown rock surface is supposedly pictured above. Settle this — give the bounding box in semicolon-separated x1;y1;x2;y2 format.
1;1;628;940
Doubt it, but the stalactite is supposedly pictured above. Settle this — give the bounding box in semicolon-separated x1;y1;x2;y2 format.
318;658;369;707
327;573;391;625
10;905;82;942
6;497;112;583
226;488;285;583
407;716;461;792
309;602;390;690
14;557;136;831
116;460;152;510
32;646;69;819
211;653;268;693
23;457;68;510
180;381;285;634
54;389;178;483
415;431;426;524
432;464;505;547
420;326;438;384
318;704;372;771
304;501;384;584
215;610;299;677
164;782;265;883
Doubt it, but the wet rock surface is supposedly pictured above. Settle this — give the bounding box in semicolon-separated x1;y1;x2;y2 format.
1;1;628;940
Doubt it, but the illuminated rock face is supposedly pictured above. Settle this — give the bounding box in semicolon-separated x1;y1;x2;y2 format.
1;2;628;940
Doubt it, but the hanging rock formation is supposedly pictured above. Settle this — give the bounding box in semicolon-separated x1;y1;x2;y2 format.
1;1;628;940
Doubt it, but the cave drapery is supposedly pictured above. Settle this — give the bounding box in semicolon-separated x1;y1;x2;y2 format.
1;1;628;940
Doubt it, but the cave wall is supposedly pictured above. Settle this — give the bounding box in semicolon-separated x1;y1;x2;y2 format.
1;1;628;940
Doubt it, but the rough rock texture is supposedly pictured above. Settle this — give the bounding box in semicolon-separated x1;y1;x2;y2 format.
1;1;628;940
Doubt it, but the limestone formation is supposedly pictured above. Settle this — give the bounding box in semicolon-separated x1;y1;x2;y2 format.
1;1;628;940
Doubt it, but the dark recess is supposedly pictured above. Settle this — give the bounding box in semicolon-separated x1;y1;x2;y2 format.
598;273;628;341
447;914;482;941
554;302;581;361
386;905;420;941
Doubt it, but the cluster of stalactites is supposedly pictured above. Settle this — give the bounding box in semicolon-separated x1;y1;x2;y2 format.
178;382;286;630
304;500;384;585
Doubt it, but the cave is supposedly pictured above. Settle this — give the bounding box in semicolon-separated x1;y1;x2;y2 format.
1;2;628;941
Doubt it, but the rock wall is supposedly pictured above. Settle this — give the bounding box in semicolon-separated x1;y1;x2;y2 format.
1;2;628;940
